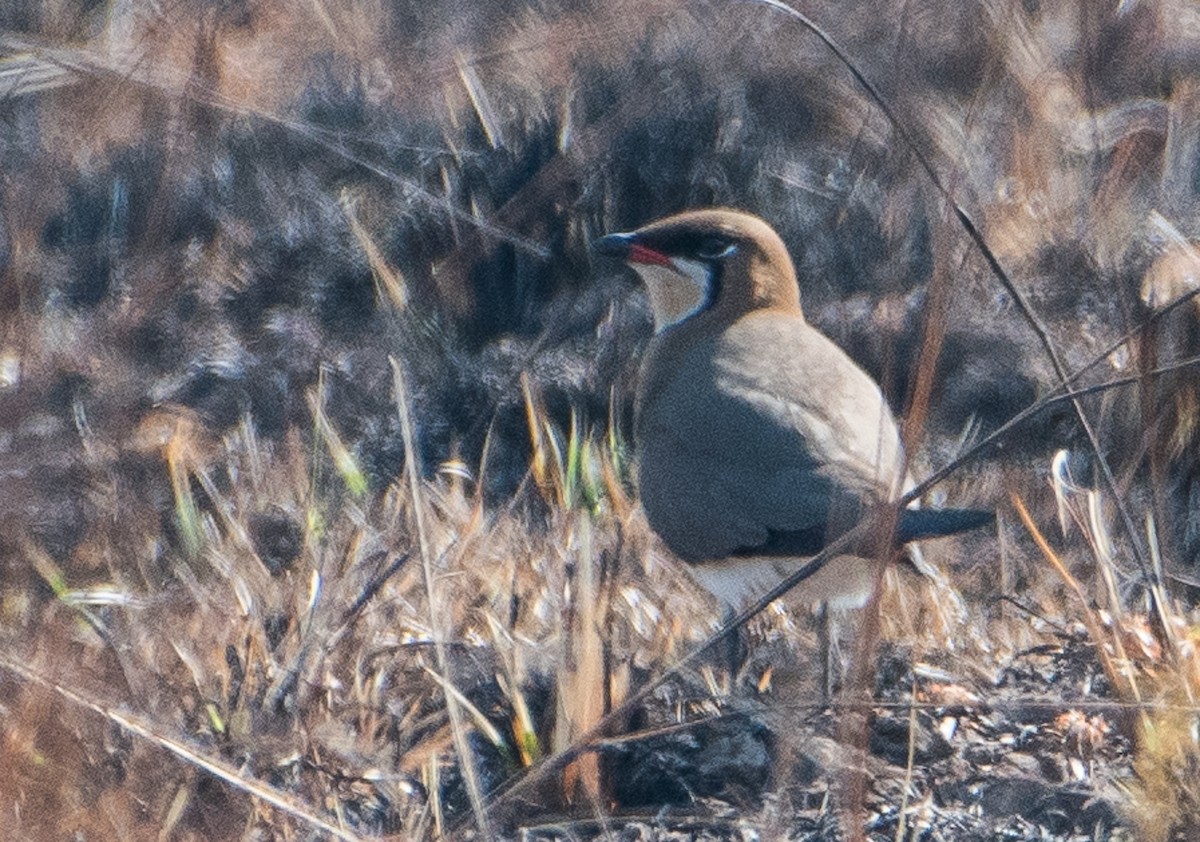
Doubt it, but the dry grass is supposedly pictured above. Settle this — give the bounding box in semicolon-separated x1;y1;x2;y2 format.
0;363;715;839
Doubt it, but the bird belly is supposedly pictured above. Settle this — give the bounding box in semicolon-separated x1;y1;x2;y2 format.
686;554;881;611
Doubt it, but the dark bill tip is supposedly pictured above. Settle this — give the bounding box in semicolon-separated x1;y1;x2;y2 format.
592;232;634;258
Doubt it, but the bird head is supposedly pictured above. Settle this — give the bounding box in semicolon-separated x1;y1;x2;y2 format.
593;208;802;332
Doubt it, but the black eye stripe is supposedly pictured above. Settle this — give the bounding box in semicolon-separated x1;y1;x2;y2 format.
637;230;735;258
696;237;736;259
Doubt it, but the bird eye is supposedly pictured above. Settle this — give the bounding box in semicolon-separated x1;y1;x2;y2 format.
695;237;737;260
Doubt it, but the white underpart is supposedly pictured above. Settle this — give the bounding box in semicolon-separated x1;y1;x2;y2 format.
688;554;880;611
631;257;712;332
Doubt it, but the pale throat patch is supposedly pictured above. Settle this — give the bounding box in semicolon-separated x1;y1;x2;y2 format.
631;257;712;332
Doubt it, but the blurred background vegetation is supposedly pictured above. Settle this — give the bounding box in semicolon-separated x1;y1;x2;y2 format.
1;1;1199;839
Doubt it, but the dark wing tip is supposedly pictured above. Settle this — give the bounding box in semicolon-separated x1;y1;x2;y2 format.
898;507;994;543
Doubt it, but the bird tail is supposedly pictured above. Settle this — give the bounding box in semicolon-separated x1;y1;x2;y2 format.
897;508;993;543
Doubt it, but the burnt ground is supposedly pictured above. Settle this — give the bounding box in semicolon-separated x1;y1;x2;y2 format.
426;559;1146;841
563;636;1133;841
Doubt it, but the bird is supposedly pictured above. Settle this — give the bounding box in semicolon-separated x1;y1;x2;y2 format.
593;207;991;614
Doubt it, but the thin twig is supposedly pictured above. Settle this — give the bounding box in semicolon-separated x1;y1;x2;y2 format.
392;357;495;840
748;0;1158;590
0;655;367;842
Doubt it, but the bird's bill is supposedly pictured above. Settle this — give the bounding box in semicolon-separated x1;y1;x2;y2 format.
592;232;673;267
